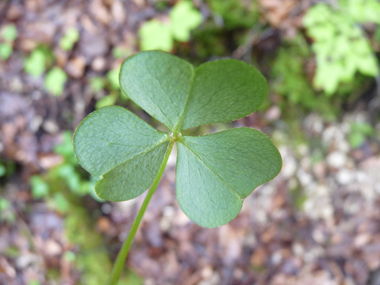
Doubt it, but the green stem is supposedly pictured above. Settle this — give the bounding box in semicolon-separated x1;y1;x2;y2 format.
107;141;174;285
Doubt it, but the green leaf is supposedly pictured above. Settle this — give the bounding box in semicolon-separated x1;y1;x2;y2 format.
112;47;132;59
119;51;193;130
95;94;117;109
90;77;105;92
31;175;50;198
119;51;267;131
60;28;80;51
176;128;282;227
24;49;47;77
0;164;5;177
44;67;67;96
0;43;12;60
139;20;173;52
75;51;280;228
179;58;268;130
54;131;77;164
1;24;17;41
375;26;380;42
0;199;10;211
170;0;202;42
52;193;70;212
73;106;170;201
107;68;120;89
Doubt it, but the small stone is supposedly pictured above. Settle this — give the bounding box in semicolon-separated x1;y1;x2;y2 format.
29;115;43;132
90;0;110;25
326;151;347;168
264;106;281;121
112;0;127;23
336;169;353;185
271;250;283;265
354;234;371;248
66;56;86;78
282;157;297;178
337;140;350;153
101;203;112;214
313;162;325;180
91;56;107;72
44;240;62;256
297;169;313;187
201;265;213;279
43;120;59;134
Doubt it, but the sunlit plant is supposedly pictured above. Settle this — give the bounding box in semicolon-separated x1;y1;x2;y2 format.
304;1;380;95
60;28;79;51
139;0;202;51
0;24;17;60
73;51;282;284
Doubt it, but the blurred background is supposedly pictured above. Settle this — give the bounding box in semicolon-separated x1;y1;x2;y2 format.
1;0;380;284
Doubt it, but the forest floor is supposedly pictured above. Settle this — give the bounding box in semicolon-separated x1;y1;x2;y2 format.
1;0;380;285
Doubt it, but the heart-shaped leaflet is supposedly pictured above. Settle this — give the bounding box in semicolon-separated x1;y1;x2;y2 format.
73;51;282;227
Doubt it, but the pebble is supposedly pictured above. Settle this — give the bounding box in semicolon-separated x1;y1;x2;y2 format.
66;56;86;78
297;169;313;187
42;120;59;134
282;157;297;178
304;114;324;135
326;151;347;168
264;106;281;121
91;56;107;72
337;140;350;153
322;125;344;144
336;169;353;185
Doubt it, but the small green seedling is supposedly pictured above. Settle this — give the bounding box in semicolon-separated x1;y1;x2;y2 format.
0;198;15;224
44;67;67;96
95;94;117;109
304;2;380;95
139;20;173;51
106;68;120;90
60;28;79;51
24;46;54;77
31;175;50;199
0;164;6;177
73;51;282;284
139;0;202;51
0;24;17;60
90;77;105;92
349;122;374;148
112;47;132;59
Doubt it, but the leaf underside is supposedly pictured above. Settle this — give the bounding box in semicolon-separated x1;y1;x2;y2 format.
119;51;268;132
74;51;282;228
73;106;170;201
176;128;282;227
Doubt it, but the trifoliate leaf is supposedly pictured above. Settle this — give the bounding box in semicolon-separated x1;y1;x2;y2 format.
74;51;281;227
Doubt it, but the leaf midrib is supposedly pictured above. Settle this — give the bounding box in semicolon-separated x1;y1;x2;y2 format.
173;66;195;133
98;136;170;179
178;139;242;200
